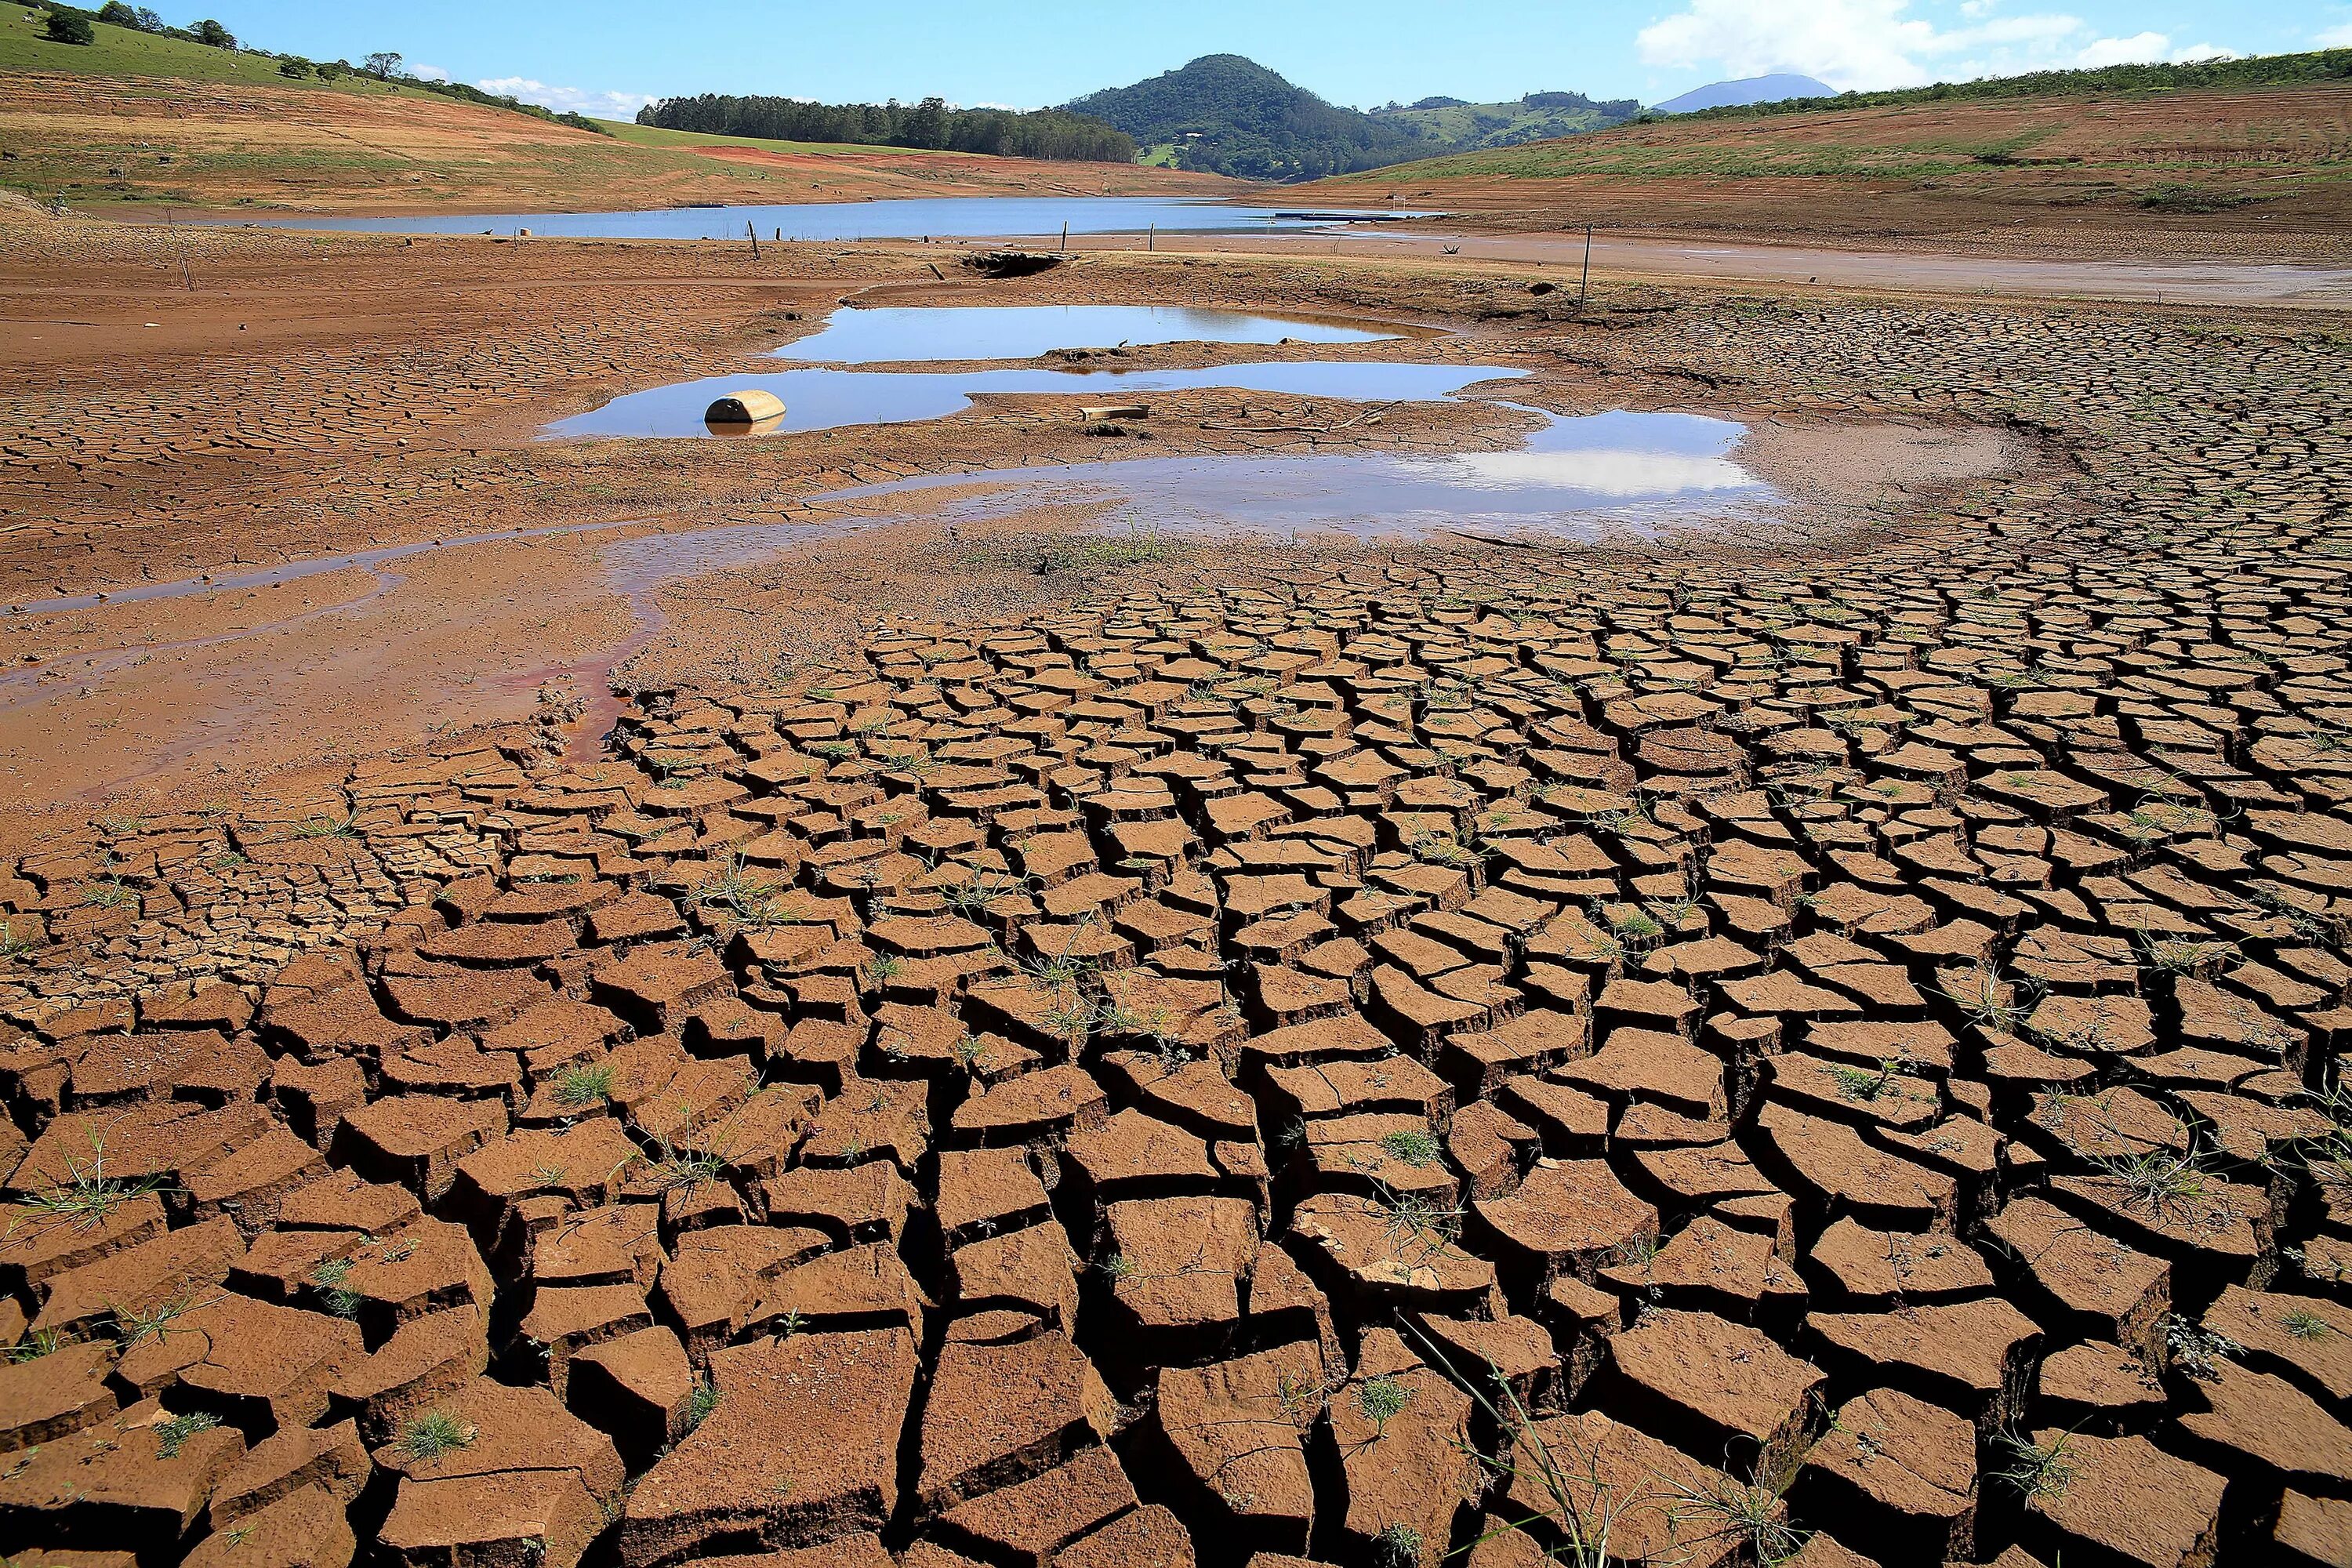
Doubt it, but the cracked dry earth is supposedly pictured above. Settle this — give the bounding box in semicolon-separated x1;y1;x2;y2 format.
9;296;2352;1568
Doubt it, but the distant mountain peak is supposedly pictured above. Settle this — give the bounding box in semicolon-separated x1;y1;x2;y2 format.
1650;74;1836;114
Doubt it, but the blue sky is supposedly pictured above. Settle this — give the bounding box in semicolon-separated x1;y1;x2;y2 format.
201;1;2352;119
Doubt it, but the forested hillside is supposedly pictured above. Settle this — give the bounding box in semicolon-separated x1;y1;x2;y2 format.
636;94;1134;163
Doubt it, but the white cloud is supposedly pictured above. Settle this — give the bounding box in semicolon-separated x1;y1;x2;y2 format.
408;64;451;83
474;76;656;120
1636;0;2238;92
2074;33;2238;67
2074;31;2166;66
1638;0;1944;91
2316;23;2352;45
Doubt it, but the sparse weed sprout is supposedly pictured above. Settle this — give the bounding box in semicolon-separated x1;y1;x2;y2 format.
113;1292;212;1347
2163;1314;2240;1381
1994;1429;2077;1512
1661;1473;1808;1566
684;1377;720;1432
1374;1181;1465;1266
1354;1374;1413;1437
310;1258;362;1319
5;1327;72;1362
2136;932;2238;975
1940;964;2028;1033
393;1412;476;1462
553;1062;616;1106
1370;1521;1424;1567
2091;1148;2207;1220
154;1410;222;1458
2284;1307;2332;1341
7;1133;169;1237
1378;1127;1445;1168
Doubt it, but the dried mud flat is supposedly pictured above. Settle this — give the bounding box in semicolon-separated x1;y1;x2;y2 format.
5;208;2352;1568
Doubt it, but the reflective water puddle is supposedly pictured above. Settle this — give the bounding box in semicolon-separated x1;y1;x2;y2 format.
818;408;1779;542
13;412;1771;629
778;305;1399;363
5;411;1777;731
210;196;1416;241
545;362;1526;439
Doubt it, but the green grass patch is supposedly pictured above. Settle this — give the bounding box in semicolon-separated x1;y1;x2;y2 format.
0;6;361;87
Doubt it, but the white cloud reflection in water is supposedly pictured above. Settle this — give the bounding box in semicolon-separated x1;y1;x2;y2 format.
822;408;1783;543
1406;445;1762;497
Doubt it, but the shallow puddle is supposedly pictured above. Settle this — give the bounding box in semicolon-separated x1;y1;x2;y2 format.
778;304;1398;363
822;408;1779;542
18;412;1774;633
544;362;1526;439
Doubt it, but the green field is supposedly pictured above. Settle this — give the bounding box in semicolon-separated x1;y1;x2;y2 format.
1;3;387;91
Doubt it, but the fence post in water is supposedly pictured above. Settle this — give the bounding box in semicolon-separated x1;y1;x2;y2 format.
1577;223;1592;314
1060;221;1069;253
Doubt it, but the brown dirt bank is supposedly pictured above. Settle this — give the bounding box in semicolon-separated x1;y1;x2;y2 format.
1290;82;2352;263
0;67;1246;216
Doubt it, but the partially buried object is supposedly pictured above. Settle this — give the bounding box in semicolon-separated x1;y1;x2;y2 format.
1078;405;1149;421
705;389;786;426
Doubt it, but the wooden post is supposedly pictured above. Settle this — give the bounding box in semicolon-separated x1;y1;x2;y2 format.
747;221;761;260
166;206;194;291
1060;220;1069;253
1577;223;1592;313
1149;223;1156;252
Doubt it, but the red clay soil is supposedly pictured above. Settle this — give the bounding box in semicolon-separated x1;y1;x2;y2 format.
5;181;2352;1568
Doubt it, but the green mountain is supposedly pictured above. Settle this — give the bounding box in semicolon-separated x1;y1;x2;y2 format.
1062;55;1436;182
1369;90;1642;152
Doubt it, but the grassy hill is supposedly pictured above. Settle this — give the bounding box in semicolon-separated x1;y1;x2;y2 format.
1;0;333;86
1655;46;2351;122
0;3;1236;212
1369;92;1641;152
1;2;602;132
1297;62;2352;244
